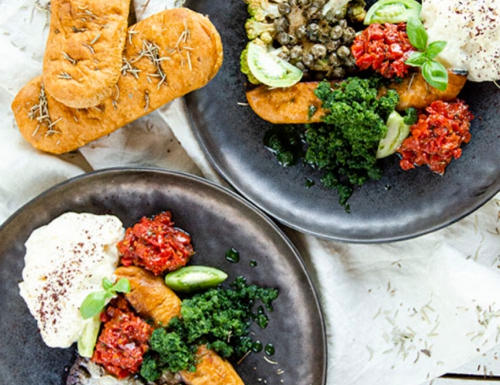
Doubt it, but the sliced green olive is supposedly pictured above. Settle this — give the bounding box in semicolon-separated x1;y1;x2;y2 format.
247;42;303;88
77;315;101;358
164;266;228;293
364;0;421;25
376;110;411;159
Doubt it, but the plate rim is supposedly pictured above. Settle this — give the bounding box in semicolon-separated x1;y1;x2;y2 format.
0;166;328;385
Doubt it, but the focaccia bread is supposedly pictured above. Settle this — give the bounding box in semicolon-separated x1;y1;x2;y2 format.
43;0;131;108
12;7;223;154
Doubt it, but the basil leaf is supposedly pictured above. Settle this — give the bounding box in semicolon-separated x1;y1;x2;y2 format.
426;41;447;59
111;278;131;294
102;277;114;291
422;60;449;91
405;52;427;67
406;16;427;51
80;291;109;319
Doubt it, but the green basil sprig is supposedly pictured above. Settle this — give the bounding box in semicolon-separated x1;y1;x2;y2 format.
80;277;131;319
405;16;448;91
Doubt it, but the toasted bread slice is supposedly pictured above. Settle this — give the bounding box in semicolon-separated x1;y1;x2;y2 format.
43;0;131;108
13;8;223;154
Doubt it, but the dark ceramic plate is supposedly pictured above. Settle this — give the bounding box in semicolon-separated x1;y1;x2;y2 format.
184;0;500;242
0;168;326;385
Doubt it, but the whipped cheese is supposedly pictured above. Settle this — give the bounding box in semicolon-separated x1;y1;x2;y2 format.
421;0;500;82
19;212;124;348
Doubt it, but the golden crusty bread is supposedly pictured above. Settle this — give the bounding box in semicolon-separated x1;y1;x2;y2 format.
114;266;244;385
43;0;131;108
12;8;223;154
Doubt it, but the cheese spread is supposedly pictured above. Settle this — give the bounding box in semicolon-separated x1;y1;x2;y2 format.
421;0;500;82
19;212;124;348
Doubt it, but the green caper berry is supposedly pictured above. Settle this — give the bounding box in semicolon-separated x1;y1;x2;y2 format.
302;52;314;66
330;25;343;40
277;32;291;45
325;40;340;52
311;44;327;58
328;52;342;66
290;46;303;60
332;66;346;78
295;24;307;39
297;0;310;6
306;23;320;41
337;45;350;59
275;17;290;33
278;2;291;15
342;27;356;44
338;19;347;28
295;61;305;70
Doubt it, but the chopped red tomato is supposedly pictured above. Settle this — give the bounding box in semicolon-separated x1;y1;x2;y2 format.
352;23;415;78
118;211;194;275
92;297;153;379
397;100;474;174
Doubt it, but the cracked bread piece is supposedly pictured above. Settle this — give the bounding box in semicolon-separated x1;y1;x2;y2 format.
13;8;223;154
43;0;131;108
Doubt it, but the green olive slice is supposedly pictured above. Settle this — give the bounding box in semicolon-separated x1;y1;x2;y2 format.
164;266;228;293
364;0;421;24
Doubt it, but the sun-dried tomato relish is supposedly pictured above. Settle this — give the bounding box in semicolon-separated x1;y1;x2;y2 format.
397;100;474;174
351;23;415;78
92;297;153;379
118;211;194;276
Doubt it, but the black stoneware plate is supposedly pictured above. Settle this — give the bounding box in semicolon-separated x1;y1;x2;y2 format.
0;168;326;385
184;0;500;242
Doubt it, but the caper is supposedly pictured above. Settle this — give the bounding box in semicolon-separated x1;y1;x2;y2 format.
278;2;291;15
275;17;290;33
311;44;327;59
305;6;320;19
290;45;303;60
338;19;347;28
302;52;314;67
332;66;346;78
289;0;297;6
277;32;291;45
297;0;311;6
330;25;343;40
337;45;350;59
295;61;305;70
324;9;338;23
325;40;340;52
312;0;326;9
328;52;342;66
295;25;307;39
277;49;290;61
342;27;356;44
306;23;320;41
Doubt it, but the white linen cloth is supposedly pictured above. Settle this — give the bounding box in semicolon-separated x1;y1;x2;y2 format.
1;1;500;384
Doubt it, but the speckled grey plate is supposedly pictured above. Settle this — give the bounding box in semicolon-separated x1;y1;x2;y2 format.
184;0;500;242
0;168;326;385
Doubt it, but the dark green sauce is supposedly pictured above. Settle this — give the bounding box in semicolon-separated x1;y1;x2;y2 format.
225;248;240;263
265;343;275;356
263;125;305;167
252;340;263;352
305;178;315;188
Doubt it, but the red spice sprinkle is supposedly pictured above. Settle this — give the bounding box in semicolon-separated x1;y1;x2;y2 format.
118;211;194;275
92;297;153;379
351;23;416;79
397;99;474;174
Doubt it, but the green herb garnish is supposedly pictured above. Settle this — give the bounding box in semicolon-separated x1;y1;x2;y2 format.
405;16;448;91
80;278;131;319
140;276;278;382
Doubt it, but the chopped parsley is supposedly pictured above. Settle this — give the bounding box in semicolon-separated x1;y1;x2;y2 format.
304;77;399;210
140;276;278;382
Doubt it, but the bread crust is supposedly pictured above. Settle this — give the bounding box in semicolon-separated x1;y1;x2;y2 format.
13;8;223;154
43;0;131;108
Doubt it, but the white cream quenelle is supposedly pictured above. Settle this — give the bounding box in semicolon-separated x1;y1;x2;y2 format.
19;212;124;348
421;0;500;82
